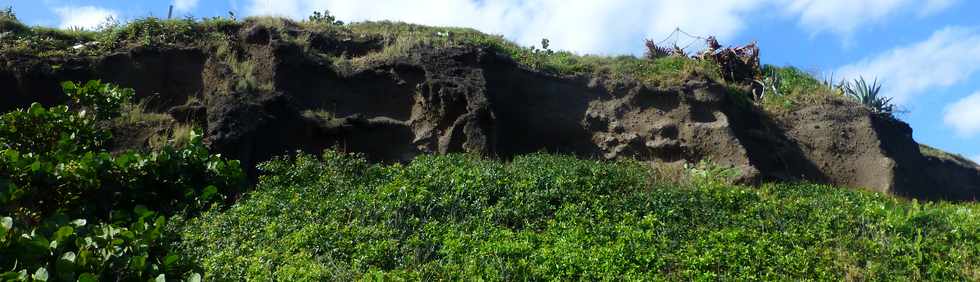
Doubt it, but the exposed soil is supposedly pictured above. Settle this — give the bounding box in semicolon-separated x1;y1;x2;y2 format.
2;22;978;200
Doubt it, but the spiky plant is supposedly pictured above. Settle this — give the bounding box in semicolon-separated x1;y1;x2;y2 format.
753;67;782;100
843;76;893;114
821;73;845;96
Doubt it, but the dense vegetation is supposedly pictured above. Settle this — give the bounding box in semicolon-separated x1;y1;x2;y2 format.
0;81;243;281
177;151;980;281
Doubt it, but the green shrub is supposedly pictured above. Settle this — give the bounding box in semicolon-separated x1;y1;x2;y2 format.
0;103;106;157
307;10;344;26
181;150;980;280
0;209;190;281
0;80;244;280
62;80;134;121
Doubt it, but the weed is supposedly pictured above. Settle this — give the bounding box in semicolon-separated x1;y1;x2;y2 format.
685;159;741;187
758;65;839;112
228;56;274;93
330;53;355;75
116;100;172;124
149;123;196;150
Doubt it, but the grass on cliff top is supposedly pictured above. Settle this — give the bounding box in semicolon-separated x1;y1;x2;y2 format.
3;11;835;109
1;13;720;88
921;144;980;168
344;21;723;87
179;150;980;281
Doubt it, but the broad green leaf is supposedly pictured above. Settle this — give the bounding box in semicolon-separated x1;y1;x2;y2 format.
71;219;87;227
77;273;98;282
200;185;219;201
61;251;76;263
185;273;202;282
163;254;179;267
32;267;48;281
0;271;26;280
56;252;77;281
28;103;45;115
1;149;18;161
154;274;166;282
134;205;152;218
0;217;10;239
130;255;147;272
53;226;74;242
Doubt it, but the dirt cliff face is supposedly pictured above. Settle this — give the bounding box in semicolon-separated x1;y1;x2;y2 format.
1;22;978;200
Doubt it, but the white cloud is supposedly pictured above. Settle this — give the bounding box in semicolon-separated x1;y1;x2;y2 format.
243;0;956;55
781;0;909;35
778;0;958;35
943;91;980;137
836;27;980;104
922;0;959;16
246;0;769;55
174;0;200;12
54;6;118;30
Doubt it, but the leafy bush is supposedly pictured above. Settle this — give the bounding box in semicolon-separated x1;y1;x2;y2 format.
307;10;344;26
844;76;894;114
0;80;243;280
181;150;980;280
1;210;192;281
0;104;106;157
62;80;134;121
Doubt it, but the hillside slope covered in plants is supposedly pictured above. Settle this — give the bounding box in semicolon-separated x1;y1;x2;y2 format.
2;9;980;280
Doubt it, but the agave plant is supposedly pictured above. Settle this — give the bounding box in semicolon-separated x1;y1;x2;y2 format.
843;76;893;114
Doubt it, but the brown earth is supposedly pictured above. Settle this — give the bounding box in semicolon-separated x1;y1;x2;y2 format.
1;22;978;200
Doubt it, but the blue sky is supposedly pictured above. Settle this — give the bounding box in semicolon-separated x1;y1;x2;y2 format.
6;0;980;161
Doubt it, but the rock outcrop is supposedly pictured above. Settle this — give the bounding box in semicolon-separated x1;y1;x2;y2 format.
1;23;978;200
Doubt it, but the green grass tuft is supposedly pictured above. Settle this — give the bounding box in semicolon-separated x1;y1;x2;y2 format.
759;65;840;112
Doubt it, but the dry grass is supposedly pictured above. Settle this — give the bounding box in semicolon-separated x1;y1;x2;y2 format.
301;109;334;121
149;123;195;150
243;16;297;32
348;35;455;70
116;101;172;124
647;161;691;186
